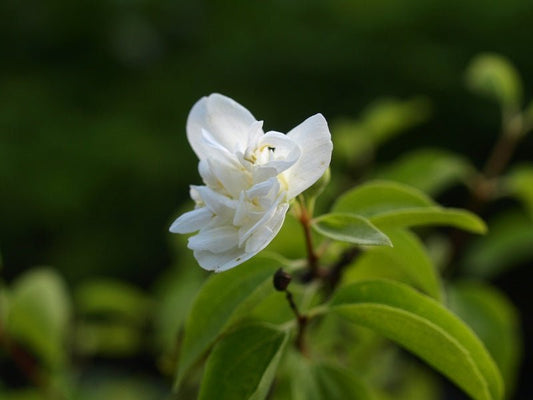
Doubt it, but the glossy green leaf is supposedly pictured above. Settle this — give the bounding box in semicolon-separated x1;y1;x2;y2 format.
448;281;522;397
465;53;522;109
463;210;533;278
333;181;486;233
198;323;289;400
312;213;391;246
333;180;434;217
174;257;279;389
329;279;503;400
506;164;533;217
6;268;71;368
371;207;487;233
343;228;443;301
374;148;474;196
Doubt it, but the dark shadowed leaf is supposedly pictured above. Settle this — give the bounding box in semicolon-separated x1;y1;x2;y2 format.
198;323;289;400
174;257;279;389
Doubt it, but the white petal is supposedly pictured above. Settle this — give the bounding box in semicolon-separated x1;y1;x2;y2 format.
207;158;250;199
247;177;278;199
283;114;332;199
169;207;213;233
238;193;285;246
256;131;301;173
193;247;255;272
188;226;239;252
245;203;288;254
198;159;219;189
187;94;258;159
194;185;236;217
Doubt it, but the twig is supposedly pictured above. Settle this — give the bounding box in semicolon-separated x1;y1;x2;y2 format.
273;269;309;355
297;197;319;279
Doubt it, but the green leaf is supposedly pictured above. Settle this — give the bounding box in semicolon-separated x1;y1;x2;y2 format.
332;97;431;166
462;210;533;278
524;100;533;131
465;53;523;109
333;181;486;233
174;257;279;389
75;279;151;324
312;213;391;246
374;148;475;196
333;180;434;217
343;228;443;301
448;281;522;397
506;164;533;218
359;97;432;146
329;279;503;400
153;267;204;353
198;323;289;400
370;207;487;233
6;268;71;369
75;321;142;356
286;351;376;400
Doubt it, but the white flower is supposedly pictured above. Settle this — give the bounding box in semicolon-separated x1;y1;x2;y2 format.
169;93;332;272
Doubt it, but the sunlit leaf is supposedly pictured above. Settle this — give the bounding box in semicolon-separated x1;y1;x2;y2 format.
174;257;279;389
448;281;522;397
333;180;433;216
329;279;503;400
462;210;533;278
371;207;486;233
333;181;486;233
6;268;71;368
312;213;391;246
374;148;474;196
198;323;289;400
466;53;523;109
342;228;443;301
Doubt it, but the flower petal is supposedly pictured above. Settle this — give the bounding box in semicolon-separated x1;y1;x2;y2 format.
169;207;213;233
193;247;255;272
244;203;288;254
283;114;333;199
187;93;258;159
188;226;239;253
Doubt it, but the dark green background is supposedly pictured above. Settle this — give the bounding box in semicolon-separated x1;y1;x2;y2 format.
1;0;532;397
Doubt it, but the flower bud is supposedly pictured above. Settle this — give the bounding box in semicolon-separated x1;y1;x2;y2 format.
273;268;292;291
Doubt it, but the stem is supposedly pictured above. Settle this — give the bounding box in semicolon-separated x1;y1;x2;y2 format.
285;290;308;355
325;247;360;295
483;132;520;179
449;111;524;270
0;324;47;395
298;197;319;279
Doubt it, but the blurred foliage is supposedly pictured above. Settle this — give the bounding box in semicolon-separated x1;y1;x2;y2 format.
1;0;533;398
